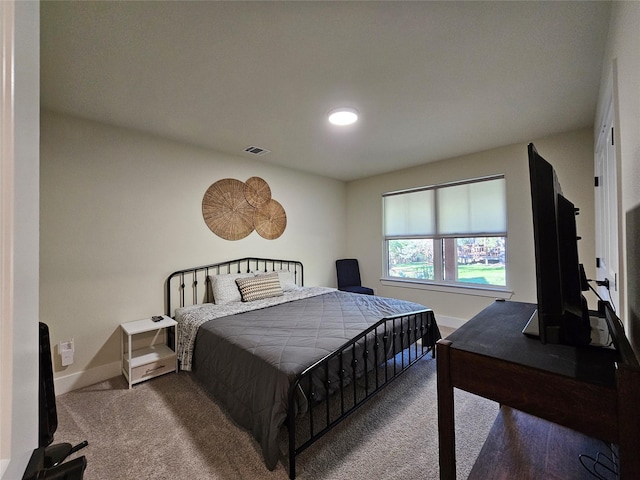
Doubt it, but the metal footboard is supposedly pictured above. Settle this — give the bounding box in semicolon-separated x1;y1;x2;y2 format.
286;308;438;479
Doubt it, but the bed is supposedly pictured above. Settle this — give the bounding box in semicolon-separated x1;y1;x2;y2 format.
166;257;440;479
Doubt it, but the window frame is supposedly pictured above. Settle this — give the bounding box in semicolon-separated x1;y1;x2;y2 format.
382;175;510;294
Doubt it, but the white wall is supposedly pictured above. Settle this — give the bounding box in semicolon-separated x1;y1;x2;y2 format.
596;1;640;351
40;110;347;392
346;129;595;326
1;1;40;478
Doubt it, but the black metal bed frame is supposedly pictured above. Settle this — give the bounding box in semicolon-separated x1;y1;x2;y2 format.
287;308;436;479
166;257;304;315
165;258;437;479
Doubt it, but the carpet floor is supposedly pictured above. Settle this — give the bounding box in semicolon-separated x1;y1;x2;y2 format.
55;353;497;479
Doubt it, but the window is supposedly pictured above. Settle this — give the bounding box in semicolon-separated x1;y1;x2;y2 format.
383;176;507;288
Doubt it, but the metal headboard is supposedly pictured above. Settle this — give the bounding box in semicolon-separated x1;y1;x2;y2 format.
165;257;304;316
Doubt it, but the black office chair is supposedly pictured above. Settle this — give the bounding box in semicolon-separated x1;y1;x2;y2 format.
40;323;88;469
42;456;87;480
23;448;87;480
336;259;374;295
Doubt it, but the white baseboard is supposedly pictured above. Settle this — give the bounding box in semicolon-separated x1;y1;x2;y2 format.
435;314;466;330
54;360;121;395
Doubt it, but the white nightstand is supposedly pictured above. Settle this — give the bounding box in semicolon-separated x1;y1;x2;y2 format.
120;316;178;389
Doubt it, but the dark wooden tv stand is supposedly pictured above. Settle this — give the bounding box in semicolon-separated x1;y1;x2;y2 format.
437;300;640;479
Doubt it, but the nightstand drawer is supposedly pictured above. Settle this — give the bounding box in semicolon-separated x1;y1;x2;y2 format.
123;344;176;383
129;357;175;382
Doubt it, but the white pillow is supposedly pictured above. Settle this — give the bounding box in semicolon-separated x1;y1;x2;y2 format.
276;269;298;291
211;272;255;305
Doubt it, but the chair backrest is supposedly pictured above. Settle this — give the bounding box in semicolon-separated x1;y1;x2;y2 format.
336;259;362;289
39;322;58;448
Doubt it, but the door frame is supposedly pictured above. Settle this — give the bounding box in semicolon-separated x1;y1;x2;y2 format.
594;67;624;323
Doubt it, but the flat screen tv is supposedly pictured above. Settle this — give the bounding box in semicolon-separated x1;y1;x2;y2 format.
525;143;591;346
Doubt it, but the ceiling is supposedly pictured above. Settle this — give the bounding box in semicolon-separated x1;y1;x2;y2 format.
40;1;611;182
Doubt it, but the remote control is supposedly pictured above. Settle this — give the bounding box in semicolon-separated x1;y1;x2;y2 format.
151;315;164;322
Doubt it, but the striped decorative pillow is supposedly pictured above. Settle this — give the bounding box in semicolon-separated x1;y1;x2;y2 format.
235;272;283;302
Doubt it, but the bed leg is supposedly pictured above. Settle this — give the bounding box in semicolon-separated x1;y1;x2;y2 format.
288;415;296;479
289;456;296;480
432;329;436;358
431;315;437;358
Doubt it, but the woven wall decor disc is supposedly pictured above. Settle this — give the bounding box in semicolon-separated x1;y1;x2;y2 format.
254;199;287;240
202;178;255;240
244;176;272;208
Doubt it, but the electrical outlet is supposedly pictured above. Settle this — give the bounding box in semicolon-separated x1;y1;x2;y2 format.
60;339;74;366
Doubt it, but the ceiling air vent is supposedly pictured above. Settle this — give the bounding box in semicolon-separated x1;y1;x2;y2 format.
243;145;271;156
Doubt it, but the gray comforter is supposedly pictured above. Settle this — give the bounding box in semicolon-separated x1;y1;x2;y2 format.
190;289;437;470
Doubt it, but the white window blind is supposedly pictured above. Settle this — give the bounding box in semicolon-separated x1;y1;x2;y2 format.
383;189;435;236
437;178;506;234
383;176;506;237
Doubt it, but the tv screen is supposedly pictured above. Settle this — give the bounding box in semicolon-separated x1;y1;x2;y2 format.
527;143;591;346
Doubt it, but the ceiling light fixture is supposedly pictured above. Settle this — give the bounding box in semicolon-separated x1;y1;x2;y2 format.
328;107;358;126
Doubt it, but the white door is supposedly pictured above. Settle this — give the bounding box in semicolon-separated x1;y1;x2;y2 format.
594;98;620;312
